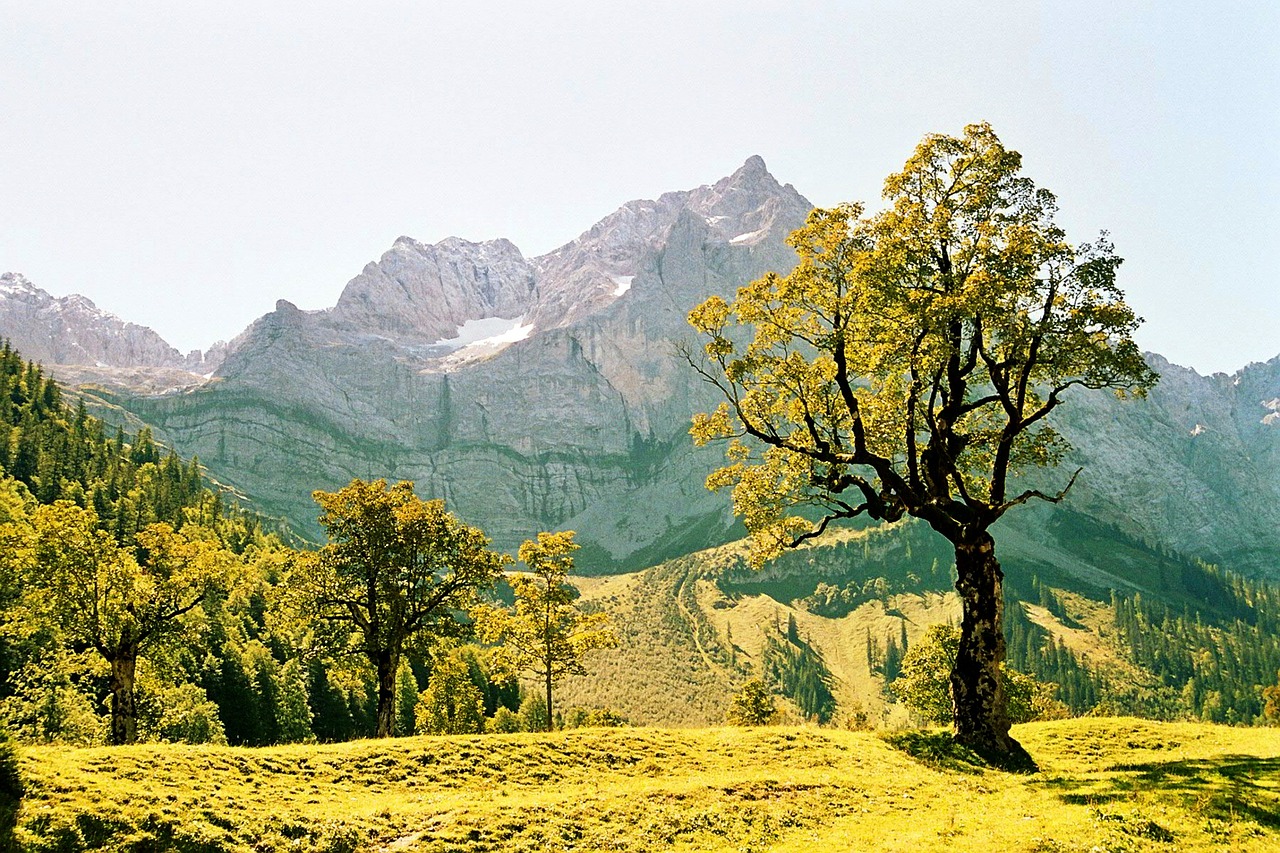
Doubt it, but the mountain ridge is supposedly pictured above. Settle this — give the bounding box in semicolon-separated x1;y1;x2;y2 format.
2;157;1277;581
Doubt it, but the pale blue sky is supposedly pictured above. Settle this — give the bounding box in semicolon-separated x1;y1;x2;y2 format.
1;1;1275;374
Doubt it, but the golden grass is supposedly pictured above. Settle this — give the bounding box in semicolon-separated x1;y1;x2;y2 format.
14;718;1280;852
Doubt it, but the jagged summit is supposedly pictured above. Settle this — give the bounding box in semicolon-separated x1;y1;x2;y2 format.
327;235;537;345
222;158;813;369
0;272;38;295
8;163;1280;580
721;154;777;190
524;156;812;332
0;272;222;373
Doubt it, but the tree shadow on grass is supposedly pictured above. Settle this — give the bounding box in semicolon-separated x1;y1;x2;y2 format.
1036;755;1280;830
882;729;1040;774
880;730;988;775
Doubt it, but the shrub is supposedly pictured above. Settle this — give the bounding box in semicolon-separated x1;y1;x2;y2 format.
894;624;1064;725
585;707;628;728
727;679;779;726
517;694;549;732
562;707;629;729
489;706;522;733
416;653;485;735
152;683;228;745
0;657;104;746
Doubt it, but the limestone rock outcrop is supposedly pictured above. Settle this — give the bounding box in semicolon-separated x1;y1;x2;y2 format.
0;272;225;377
329;236;537;343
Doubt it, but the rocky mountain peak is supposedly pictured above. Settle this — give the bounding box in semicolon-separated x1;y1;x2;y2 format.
0;272;222;374
525;157;813;332
328;236;537;345
722;154;775;192
0;271;38;296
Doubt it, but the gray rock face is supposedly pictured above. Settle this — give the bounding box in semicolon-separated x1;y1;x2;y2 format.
0;272;224;375
329;237;537;343
120;158;808;562
529;155;811;332
11;159;1280;580
1046;354;1280;574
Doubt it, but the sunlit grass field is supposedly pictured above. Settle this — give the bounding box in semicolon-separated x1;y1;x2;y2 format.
14;718;1280;852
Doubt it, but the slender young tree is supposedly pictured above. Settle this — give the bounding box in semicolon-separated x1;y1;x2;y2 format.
686;123;1155;766
288;479;507;737
480;531;617;731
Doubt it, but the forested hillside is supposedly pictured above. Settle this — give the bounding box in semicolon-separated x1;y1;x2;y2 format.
0;346;594;747
560;520;1280;728
4;343;1280;749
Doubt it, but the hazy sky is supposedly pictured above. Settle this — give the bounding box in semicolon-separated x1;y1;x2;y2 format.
2;1;1276;374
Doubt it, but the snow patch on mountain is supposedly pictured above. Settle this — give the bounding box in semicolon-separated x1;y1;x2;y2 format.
729;228;766;245
423;315;535;371
611;275;634;296
433;315;532;350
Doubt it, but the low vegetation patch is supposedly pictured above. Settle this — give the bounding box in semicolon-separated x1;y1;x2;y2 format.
11;718;1280;852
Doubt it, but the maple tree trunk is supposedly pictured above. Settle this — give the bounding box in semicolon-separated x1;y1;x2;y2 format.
109;654;138;746
375;650;398;738
951;530;1035;770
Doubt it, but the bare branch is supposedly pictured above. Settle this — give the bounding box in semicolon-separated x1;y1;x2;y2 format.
997;467;1082;513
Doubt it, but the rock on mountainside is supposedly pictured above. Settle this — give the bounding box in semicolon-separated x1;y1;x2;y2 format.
1047;353;1280;574
0;272;225;375
5;160;1279;579
329;236;537;343
116;157;814;562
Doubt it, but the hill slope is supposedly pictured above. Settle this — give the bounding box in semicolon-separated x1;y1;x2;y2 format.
14;719;1280;852
7;160;1276;579
559;517;1280;727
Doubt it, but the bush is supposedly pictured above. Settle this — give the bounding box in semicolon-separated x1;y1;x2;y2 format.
155;684;228;745
0;657;104;746
416;653;485;735
894;625;958;725
517;694;549;732
840;701;874;731
585;707;628;727
562;707;629;729
489;706;522;733
893;624;1064;725
727;679;778;726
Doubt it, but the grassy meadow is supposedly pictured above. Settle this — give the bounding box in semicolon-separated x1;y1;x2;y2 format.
12;718;1280;852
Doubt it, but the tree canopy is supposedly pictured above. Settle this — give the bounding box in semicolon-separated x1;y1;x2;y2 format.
285;479;508;737
479;531;616;731
17;503;232;743
688;123;1156;765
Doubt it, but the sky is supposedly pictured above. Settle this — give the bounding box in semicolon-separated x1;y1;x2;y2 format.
1;1;1276;374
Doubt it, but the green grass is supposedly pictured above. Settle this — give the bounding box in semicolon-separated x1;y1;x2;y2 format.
12;718;1280;852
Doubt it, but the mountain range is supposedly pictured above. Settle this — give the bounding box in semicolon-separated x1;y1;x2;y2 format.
3;157;1278;582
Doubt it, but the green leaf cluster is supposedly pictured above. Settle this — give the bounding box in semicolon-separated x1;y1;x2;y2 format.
894;624;1058;726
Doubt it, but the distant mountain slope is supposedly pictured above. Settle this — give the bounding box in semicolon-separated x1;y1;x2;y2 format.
1048;353;1280;574
0;272;224;373
3;159;1277;583
95;157;811;555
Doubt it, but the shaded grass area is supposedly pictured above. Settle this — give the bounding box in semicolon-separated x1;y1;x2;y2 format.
13;719;1280;852
879;730;988;774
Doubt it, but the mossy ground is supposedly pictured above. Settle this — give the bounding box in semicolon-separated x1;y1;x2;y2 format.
13;718;1280;852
